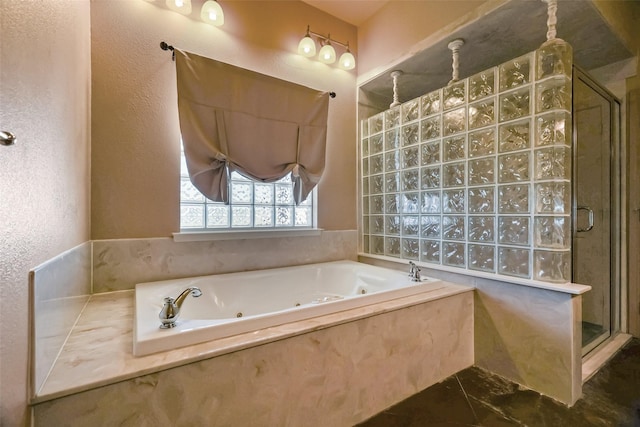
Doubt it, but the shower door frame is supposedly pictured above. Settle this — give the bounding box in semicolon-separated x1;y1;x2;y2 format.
572;66;623;357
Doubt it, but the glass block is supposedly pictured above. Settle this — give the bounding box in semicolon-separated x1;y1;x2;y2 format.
421;166;441;189
402;238;420;260
443;215;465;240
385;236;401;257
499;119;531;152
469;68;495;101
385;107;400;130
402;192;420;214
276;173;291;183
535;111;571;147
534;147;571;180
255;206;275;227
180;153;189;176
363;214;370;234
370;215;384;234
498;184;530;213
443;107;466;136
421;215;441;238
421;89;442;117
468;187;494;213
534;250;571;283
275;184;293;205
468;244;495;272
254;183;274;205
401;169;420;191
363;235;369;253
443;162;466;188
385;194;401;214
402;146;420;169
385;151;400;172
370;154;383;175
386;215;401;235
443;135;466;162
180;204;205;228
402;98;420;123
371;236;385;255
206;204;229;228
230;181;252;204
369;112;383;134
498;152;530;183
370;195;384;214
499;53;531;92
534;216;570;249
535;182;570;214
499;87;531;122
371;174;383;194
536;39;572;80
421;240;441;264
443;189;465;213
498;247;530;278
181;177;205;202
498;216;530;246
231;171;250;181
362;158;369;177
362;177;369;196
402;216;419;236
421;191;441;213
385;172;399;193
231;206;252;227
443;80;466;110
401;123;419;146
536;76;572;113
443;242;466;267
421;116;441;141
361;119;369;138
385;128;401;151
362;196;370;215
468;128;495;158
370;133;383;154
468;216;495;242
277;206;294;227
468;158;495;186
362;138;369;157
421;141;440;165
468;99;495;130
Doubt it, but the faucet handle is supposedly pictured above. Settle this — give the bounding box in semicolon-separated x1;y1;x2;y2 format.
159;287;202;329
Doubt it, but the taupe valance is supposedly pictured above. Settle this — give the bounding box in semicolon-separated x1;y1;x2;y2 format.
174;49;330;204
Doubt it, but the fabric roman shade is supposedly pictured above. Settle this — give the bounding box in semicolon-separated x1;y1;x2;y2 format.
174;49;330;204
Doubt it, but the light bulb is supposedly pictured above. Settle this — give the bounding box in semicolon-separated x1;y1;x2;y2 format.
201;0;224;26
318;43;336;64
339;51;356;70
297;36;316;57
166;0;191;14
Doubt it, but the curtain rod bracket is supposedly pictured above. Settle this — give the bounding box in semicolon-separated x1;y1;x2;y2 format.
160;41;175;61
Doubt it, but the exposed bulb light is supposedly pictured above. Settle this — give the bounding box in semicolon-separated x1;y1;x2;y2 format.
318;40;336;64
166;0;191;14
338;44;355;70
297;26;316;58
201;0;224;26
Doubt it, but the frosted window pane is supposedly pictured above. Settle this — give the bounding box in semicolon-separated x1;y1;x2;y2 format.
181;178;205;202
231;206;252;227
275;185;293;205
295;207;312;226
206;205;229;228
254;184;274;205
180;204;205;229
275;206;293;227
255;206;274;227
231;182;252;203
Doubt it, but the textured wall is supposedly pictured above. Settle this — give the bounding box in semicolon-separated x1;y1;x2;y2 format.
90;0;358;238
0;1;91;425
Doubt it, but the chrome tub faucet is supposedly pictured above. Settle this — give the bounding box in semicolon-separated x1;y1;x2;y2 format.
159;286;202;329
408;261;421;282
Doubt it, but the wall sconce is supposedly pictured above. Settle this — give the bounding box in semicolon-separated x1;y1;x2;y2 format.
166;0;192;15
201;0;224;26
297;25;356;70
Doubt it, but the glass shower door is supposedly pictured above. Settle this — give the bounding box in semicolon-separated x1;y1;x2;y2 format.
573;68;620;356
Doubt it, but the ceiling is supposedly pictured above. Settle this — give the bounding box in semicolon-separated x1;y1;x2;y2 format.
356;0;634;108
301;0;390;26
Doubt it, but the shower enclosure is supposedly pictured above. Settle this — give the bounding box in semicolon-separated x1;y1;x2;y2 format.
572;67;622;356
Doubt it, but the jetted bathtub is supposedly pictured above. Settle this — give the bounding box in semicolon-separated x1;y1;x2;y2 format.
134;260;445;356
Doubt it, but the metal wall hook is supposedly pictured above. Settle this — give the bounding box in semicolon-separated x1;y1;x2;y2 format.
0;131;16;146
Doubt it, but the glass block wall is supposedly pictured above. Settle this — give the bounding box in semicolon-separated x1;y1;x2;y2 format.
360;41;574;283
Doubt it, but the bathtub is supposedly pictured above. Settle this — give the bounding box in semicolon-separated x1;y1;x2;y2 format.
133;260;445;356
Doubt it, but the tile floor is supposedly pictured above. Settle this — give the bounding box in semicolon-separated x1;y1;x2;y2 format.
358;338;640;426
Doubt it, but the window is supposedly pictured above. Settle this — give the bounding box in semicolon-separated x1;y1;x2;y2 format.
180;147;315;230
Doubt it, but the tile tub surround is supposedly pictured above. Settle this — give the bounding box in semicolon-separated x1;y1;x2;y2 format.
29;242;91;398
92;230;358;292
31;285;474;426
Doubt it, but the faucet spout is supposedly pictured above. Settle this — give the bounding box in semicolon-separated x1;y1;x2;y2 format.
408;261;421;282
159;286;202;329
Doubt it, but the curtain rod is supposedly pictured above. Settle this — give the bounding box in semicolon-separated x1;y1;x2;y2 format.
159;41;336;98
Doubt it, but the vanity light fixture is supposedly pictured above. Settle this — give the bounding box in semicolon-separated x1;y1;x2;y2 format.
201;0;224;26
166;0;192;15
298;25;356;70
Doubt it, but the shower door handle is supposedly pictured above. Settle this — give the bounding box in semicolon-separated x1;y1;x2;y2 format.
577;206;594;232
